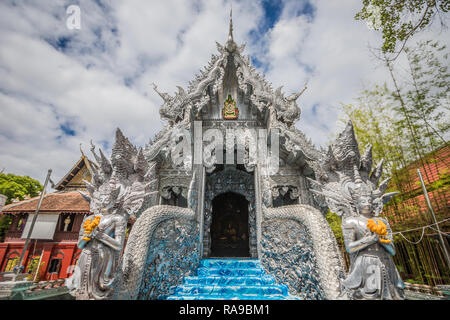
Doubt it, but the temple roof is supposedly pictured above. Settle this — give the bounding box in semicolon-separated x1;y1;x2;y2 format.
53;154;96;191
1;191;90;213
144;11;321;169
152;10;306;127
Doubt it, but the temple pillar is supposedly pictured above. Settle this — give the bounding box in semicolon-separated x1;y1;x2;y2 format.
197;165;206;258
298;175;314;206
59;245;75;279
254;165;262;259
40;243;54;280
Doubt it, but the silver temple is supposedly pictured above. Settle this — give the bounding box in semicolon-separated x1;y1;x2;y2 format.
66;13;402;300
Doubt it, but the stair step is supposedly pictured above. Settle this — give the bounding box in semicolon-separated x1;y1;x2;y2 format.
199;259;260;268
174;285;289;296
197;267;265;277
183;275;276;286
165;259;300;300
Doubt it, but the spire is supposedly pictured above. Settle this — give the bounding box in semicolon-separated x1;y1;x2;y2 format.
228;6;233;42
225;5;237;52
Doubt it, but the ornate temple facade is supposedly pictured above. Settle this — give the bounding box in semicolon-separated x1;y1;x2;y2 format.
63;15;350;300
63;13;405;301
147;15;324;262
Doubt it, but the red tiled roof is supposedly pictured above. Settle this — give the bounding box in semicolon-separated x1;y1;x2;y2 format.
1;191;90;213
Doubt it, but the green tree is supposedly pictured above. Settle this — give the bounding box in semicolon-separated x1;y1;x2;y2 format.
383;40;449;219
0;173;43;205
342;41;448;190
0;215;12;243
340;84;404;180
355;0;449;58
0;173;43;242
403;40;449;151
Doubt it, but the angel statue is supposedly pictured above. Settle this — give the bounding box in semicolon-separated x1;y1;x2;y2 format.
308;121;405;300
66;129;157;300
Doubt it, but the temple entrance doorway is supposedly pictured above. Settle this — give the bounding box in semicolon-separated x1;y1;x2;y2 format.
210;192;250;258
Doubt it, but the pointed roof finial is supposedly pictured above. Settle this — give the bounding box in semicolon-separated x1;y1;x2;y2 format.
228;5;233;42
80;143;85;158
225;4;237;52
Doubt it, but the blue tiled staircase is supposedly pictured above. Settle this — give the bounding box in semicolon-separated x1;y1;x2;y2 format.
166;259;299;300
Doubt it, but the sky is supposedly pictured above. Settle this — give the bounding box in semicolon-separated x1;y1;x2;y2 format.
0;0;449;186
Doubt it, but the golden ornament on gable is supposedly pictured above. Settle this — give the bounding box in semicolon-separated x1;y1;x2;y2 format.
222;94;239;119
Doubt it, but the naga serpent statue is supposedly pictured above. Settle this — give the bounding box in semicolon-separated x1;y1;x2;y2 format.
308;121;405;300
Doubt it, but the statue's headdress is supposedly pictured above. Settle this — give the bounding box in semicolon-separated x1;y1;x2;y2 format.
308;121;397;217
80;128;158;218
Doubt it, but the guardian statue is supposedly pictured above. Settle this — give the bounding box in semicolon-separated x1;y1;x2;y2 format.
66;129;157;299
309;121;405;300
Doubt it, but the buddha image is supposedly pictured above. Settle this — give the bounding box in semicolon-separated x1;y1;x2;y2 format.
224;221;237;243
222;94;238;119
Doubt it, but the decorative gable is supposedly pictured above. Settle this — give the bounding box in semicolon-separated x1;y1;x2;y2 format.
54;155;95;191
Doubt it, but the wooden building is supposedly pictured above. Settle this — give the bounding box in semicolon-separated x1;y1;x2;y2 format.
0;155;94;281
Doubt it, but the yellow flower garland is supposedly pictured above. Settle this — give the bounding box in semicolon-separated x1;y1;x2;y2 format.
367;218;391;243
82;216;101;241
